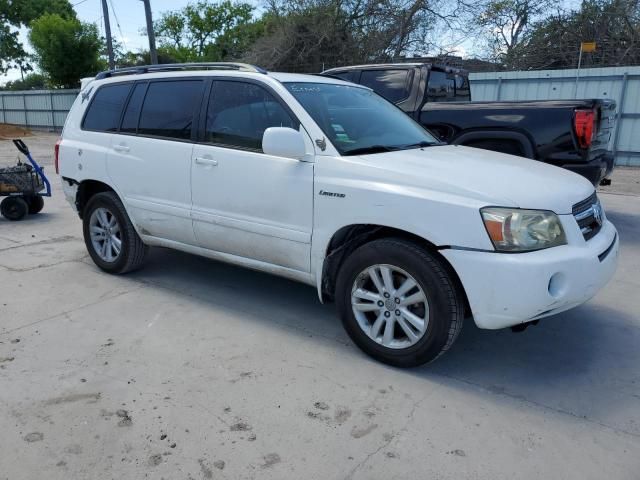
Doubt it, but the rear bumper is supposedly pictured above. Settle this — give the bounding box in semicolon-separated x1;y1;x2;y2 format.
441;220;619;330
61;179;79;213
561;152;614;186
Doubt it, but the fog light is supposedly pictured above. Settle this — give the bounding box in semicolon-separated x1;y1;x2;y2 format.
548;272;568;299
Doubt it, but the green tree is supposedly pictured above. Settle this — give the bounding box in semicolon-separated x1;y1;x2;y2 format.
508;0;640;69
115;48;181;67
1;73;48;90
154;0;255;60
0;0;75;73
29;14;102;88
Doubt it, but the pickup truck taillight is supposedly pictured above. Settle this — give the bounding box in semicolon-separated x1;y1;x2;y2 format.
574;109;595;149
54;137;61;174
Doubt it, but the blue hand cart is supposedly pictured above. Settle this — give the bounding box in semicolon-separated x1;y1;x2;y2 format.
0;139;51;221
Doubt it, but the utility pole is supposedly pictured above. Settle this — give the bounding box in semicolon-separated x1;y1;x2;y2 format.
141;0;158;65
101;0;115;70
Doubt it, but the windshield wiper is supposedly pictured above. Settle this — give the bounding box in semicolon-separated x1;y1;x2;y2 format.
342;145;397;156
397;141;441;150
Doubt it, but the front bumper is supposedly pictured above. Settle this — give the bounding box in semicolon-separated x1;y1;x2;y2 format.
441;219;619;330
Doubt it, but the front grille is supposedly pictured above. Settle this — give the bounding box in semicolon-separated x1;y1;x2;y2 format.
572;192;603;241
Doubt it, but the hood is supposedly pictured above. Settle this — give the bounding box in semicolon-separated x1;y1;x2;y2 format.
352;145;594;214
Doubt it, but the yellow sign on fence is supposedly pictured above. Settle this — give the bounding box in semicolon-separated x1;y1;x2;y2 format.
581;42;597;52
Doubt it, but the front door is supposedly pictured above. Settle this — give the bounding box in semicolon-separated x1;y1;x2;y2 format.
191;79;314;272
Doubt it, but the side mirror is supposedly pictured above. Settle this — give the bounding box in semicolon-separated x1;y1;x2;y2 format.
262;127;308;160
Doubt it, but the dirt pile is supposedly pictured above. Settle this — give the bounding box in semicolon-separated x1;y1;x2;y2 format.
0;124;32;140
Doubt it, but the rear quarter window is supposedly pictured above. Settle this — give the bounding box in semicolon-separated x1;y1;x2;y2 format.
359;69;413;103
82;83;132;132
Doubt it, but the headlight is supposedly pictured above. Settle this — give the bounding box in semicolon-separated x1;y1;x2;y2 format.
481;207;567;252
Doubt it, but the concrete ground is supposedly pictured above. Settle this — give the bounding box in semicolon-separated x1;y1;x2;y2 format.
1;132;639;480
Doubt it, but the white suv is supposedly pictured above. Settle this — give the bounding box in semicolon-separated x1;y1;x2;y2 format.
58;63;619;367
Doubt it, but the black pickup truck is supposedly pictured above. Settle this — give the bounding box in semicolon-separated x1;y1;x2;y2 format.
323;63;616;186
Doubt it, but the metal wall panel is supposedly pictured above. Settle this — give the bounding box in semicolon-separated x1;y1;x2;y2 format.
0;89;80;130
470;67;640;166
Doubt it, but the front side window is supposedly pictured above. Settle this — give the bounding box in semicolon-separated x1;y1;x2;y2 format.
359;69;413;103
284;82;439;156
82;83;132;132
138;80;203;140
205;81;297;150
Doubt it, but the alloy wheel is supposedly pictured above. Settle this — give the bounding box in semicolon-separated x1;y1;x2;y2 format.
89;207;122;262
351;264;429;349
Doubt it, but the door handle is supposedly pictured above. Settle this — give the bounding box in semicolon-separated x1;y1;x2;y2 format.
195;157;218;166
113;144;130;153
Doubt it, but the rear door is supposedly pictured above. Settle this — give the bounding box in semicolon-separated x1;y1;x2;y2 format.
107;78;205;245
77;82;133;187
190;79;314;272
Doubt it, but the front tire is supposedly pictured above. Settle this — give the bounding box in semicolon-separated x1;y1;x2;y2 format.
335;238;464;367
82;192;147;274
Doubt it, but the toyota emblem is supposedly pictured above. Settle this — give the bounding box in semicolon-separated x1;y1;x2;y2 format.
592;202;603;226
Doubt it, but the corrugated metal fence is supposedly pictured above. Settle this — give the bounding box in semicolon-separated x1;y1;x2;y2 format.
0;89;78;131
470;66;640;166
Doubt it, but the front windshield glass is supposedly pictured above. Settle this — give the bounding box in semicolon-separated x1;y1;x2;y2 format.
283;82;440;156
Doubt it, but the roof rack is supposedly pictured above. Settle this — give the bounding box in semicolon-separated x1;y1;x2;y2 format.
95;62;267;80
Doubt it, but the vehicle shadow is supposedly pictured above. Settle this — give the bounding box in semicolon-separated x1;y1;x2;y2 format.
130;245;639;435
414;302;640;433
129;247;348;344
0;212;55;225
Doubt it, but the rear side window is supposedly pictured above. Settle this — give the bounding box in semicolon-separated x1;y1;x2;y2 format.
454;74;470;100
138;80;203;140
205;81;297;150
331;71;356;82
82;83;132;132
427;70;455;102
120;83;147;134
359;69;412;103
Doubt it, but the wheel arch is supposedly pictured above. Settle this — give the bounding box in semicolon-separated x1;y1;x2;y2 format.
318;224;470;316
451;129;536;159
75;179;116;219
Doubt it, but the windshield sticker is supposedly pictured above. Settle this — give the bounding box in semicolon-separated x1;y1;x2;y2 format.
289;85;321;93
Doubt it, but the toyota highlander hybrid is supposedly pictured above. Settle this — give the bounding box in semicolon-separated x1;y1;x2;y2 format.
57;63;619;367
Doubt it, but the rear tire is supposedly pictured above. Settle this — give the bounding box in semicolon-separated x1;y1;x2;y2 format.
26;195;44;214
335;238;464;367
1;197;29;221
82;192;147;274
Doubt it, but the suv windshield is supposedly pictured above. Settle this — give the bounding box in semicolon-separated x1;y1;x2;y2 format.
283;82;440;156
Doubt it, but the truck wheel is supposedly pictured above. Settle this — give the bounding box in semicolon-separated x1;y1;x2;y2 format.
26;195;44;214
335;238;464;367
1;197;29;221
82;191;147;274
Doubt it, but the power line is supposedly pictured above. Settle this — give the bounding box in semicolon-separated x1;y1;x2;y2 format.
72;0;90;7
108;0;128;50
